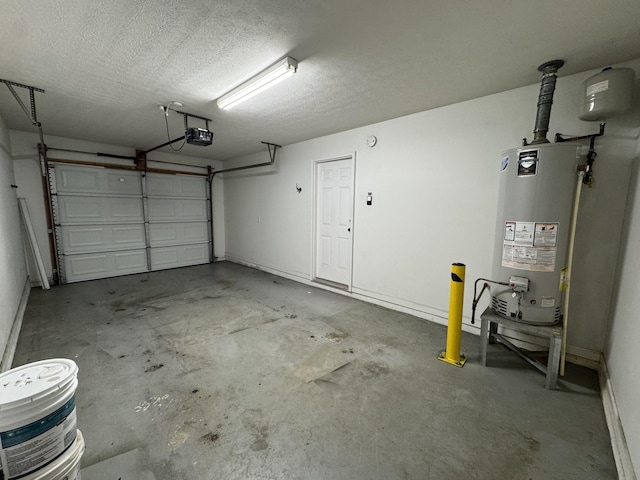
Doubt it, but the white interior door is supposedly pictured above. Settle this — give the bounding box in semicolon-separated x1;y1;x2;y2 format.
315;157;354;288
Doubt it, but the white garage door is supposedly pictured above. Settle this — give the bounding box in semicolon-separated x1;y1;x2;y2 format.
50;164;210;283
146;172;210;271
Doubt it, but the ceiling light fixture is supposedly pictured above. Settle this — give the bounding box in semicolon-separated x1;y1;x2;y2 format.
217;56;298;110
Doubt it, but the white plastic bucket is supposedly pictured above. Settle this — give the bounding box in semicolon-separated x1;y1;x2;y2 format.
0;359;79;480
19;430;84;480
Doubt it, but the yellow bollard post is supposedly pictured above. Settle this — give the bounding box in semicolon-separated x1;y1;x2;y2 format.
438;262;467;367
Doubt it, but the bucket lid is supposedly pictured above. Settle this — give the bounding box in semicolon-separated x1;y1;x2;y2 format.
0;359;78;411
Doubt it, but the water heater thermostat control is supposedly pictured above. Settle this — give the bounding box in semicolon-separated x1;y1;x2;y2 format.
509;276;529;292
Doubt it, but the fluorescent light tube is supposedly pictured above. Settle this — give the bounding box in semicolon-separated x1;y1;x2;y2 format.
217;56;298;110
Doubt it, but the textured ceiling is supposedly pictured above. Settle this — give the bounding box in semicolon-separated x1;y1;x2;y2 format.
1;0;640;162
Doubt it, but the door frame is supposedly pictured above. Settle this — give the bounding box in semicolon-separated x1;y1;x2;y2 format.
311;152;356;291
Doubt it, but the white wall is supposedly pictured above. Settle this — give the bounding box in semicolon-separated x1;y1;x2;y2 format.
223;58;640;362
0;112;28;364
11;131;226;282
605;127;640;473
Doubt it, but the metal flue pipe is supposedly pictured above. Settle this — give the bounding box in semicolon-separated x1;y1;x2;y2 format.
530;59;564;145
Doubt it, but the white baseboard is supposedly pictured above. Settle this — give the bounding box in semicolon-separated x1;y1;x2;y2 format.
599;357;637;480
1;276;31;372
224;256;310;284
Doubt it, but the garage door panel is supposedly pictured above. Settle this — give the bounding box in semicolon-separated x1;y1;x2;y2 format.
62;225;146;253
183;244;208;262
146;173;207;197
150;244;209;271
183;223;208;242
113;250;148;270
57;195;144;224
63;249;148;283
151;247;178;268
147;198;207;222
105;171;142;195
149;222;208;247
56;165;141;196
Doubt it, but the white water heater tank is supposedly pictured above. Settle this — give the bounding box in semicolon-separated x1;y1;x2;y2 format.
579;67;635;121
491;143;580;325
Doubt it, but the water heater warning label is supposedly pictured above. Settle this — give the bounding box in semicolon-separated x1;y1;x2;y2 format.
534;223;558;247
502;221;559;272
514;222;534;246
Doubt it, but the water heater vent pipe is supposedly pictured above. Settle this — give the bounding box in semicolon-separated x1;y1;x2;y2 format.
529;60;565;145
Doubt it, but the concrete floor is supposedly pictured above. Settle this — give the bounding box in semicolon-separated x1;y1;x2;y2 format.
13;262;616;480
